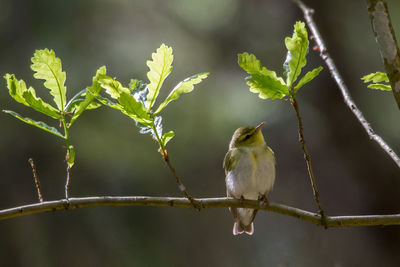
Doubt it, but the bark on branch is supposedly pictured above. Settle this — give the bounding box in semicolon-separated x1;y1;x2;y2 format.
1;196;400;227
366;0;400;108
292;0;400;169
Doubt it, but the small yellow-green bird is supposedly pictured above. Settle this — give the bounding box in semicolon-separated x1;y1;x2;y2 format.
223;122;276;235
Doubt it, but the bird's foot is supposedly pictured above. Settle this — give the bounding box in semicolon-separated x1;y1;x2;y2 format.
258;195;269;208
240;195;245;205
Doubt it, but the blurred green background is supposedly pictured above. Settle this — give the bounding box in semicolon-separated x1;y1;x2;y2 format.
1;0;400;266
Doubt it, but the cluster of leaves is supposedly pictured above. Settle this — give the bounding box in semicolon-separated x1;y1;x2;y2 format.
92;44;209;152
237;21;323;100
361;72;392;91
3;49;102;168
3;44;208;170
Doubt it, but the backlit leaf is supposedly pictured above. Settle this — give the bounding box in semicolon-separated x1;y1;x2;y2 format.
294;67;323;92
238;52;289;99
161;131;175;147
117;92;152;124
67;145;75;168
4;74;60;119
31;49;67;111
154;72;209;114
284;21;309;88
98;75;130;99
70;66;106;124
145;44;173;110
361;72;389;83
3;110;64;139
367;83;392;91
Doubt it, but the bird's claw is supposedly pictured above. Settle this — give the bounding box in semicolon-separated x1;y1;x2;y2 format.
258;195;269;207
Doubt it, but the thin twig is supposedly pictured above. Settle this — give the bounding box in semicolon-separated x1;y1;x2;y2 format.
290;95;326;224
65;165;71;200
161;150;201;210
292;0;400;169
28;158;44;202
366;0;400;108
1;196;400;227
151;120;199;210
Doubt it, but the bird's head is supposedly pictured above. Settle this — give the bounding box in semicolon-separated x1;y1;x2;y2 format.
229;122;266;149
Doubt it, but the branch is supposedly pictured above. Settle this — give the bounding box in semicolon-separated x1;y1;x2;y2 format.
152;121;199;210
366;0;400;108
1;196;400;227
290;95;325;222
162;152;201;210
293;0;400;169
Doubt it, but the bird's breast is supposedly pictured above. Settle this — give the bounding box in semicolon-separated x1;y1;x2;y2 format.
226;146;275;200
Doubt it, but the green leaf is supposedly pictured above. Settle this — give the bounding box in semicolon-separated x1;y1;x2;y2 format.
4;74;60;119
84;102;102;109
367;83;392;91
5;73;29;105
238;52;289;99
97;74;152;124
154;72;209;114
22;89;61;119
99;75;130;99
70;66;106;124
31;49;67;111
129;79;147;92
145;43;173;110
294;66;323;92
3;110;65;139
96;93;152;125
284;21;309;88
161;131;175;147
67;145;75;168
96;95;127;113
67;98;101;113
361;72;389;83
87;66;107;97
361;72;392;91
117;92;152;124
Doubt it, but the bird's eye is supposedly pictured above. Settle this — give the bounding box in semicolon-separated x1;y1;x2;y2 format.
243;134;251;140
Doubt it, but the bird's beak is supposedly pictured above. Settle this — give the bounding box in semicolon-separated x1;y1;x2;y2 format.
255;121;266;131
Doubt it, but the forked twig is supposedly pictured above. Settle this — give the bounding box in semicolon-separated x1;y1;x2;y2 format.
292;0;400;169
159;149;201;211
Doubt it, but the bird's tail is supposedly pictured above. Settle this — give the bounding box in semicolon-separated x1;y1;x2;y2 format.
233;222;254;235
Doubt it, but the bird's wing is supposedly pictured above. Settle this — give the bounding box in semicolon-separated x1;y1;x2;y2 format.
223;148;241;175
265;146;276;165
223;150;231;175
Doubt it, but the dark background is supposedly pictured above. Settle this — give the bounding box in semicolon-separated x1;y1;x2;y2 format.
1;0;399;266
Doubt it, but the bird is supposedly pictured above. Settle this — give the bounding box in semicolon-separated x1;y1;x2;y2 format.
223;122;276;235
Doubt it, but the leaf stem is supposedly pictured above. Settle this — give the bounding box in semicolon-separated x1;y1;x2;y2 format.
151;123;200;210
61;115;71;199
290;94;326;225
